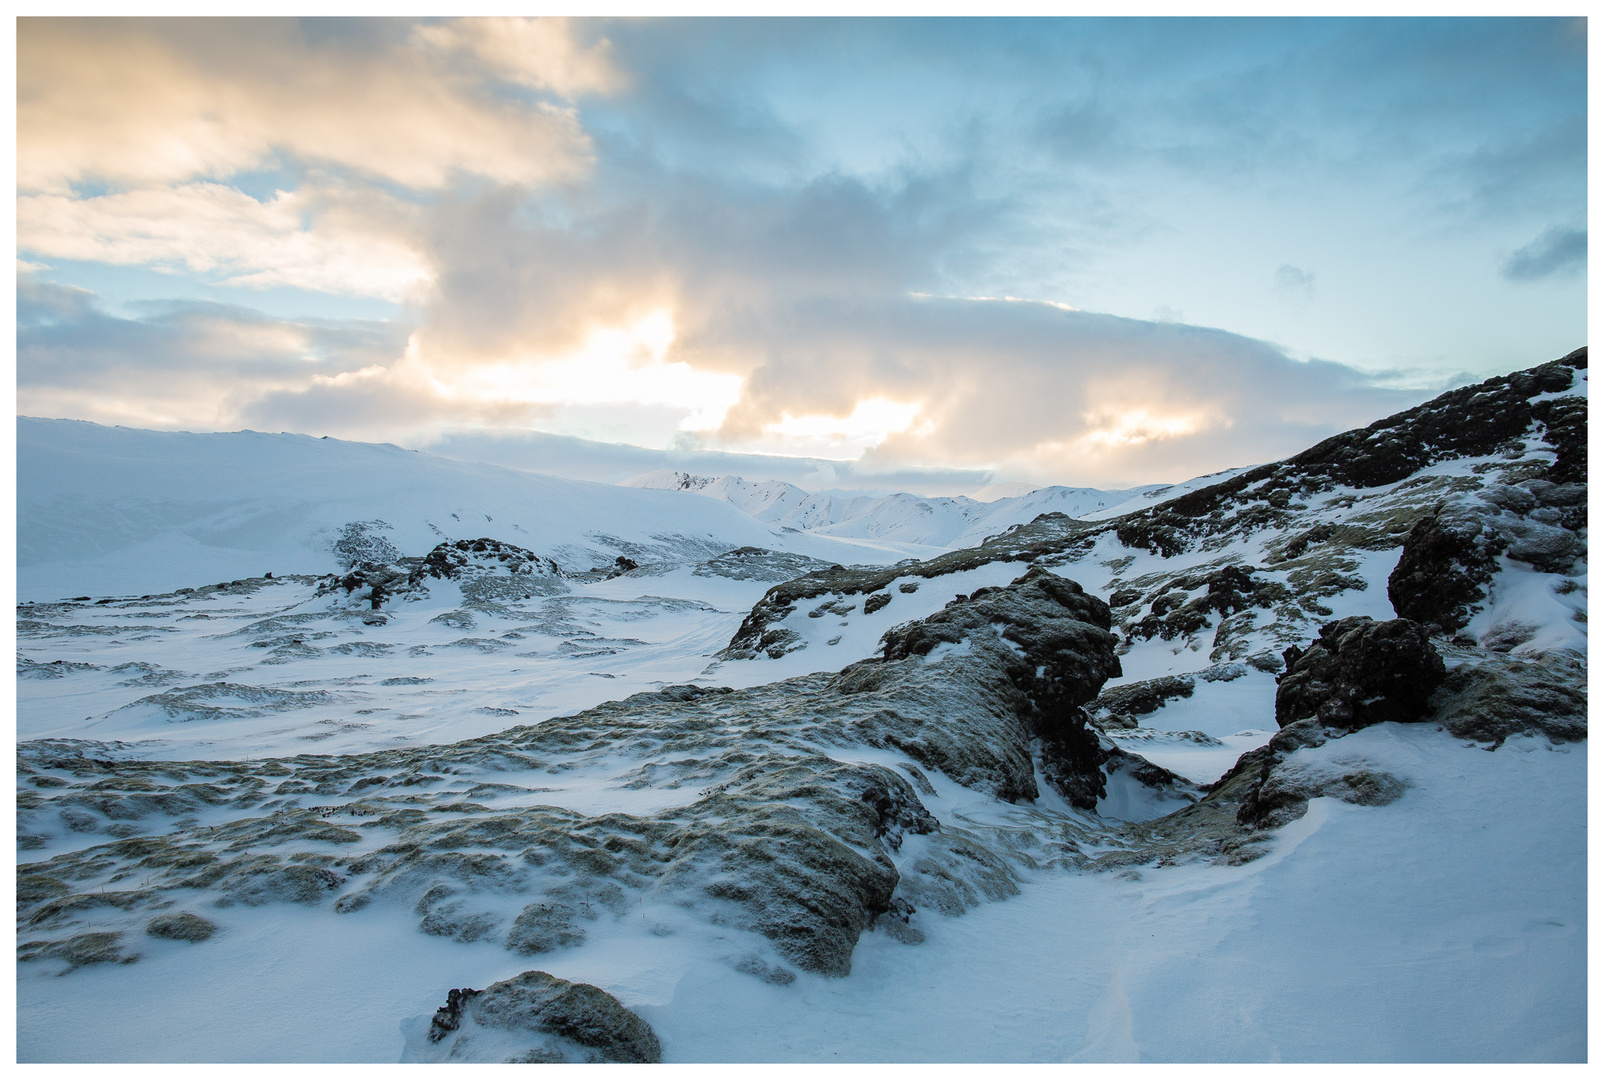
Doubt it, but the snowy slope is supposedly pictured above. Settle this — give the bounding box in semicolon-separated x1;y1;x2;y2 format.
17;419;921;601
623;468;1163;548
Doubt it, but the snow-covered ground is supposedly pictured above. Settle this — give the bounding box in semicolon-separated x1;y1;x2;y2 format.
15;356;1588;1062
17;723;1584;1062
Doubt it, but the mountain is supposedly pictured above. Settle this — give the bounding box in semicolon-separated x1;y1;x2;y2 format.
15;348;1587;1062
622;468;1166;549
16;419;930;602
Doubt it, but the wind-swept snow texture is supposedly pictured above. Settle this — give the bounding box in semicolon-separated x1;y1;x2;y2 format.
16;348;1587;1062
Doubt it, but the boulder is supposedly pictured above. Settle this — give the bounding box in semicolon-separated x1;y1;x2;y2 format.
1387;508;1501;633
424;970;661;1064
1275;616;1446;731
1236;756;1410;830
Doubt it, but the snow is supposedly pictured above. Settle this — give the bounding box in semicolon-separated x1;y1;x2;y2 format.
19;725;1584;1062
17;418;914;602
623;467;1164;549
16;409;1587;1063
1463;556;1588;658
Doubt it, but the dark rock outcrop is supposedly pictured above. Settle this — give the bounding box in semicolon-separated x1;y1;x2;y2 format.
1387;508;1502;633
716;513;1097;659
1275;616;1446;731
693;546;837;582
1233;734;1410;830
426;970;662;1064
316;537;569;611
1108;348;1585;559
1090;674;1196;728
873;565;1122;809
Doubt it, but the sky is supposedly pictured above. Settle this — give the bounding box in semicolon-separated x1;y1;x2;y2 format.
15;16;1588;492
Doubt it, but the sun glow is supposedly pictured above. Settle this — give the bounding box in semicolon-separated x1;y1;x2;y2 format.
421;310;745;430
1079;407;1210;449
759;397;927;457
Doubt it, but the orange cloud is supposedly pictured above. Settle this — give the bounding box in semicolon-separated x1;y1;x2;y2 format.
18;18;612;193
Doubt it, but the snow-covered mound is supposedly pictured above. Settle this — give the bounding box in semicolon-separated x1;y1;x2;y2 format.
16;348;1588;1062
622;468;1163;548
17;420;918;602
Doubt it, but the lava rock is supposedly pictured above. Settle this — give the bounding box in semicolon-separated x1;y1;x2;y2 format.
1274;616;1446;731
875;566;1121;809
1237;756;1410;830
426;969;662;1063
1388;507;1504;633
1090;674;1196;728
505;902;585;955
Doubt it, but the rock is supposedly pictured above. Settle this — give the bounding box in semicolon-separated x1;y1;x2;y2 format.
1101;744;1201;809
505;902;586;954
874;565;1121;809
333;520;400;568
216;863;344;906
858;779;938;851
893;830;1021;916
715;513;1094;660
735;955;798;984
693;547;835;582
664;782;901;977
1430;650;1587;747
18;930;138;971
1387;506;1501;633
1274;617;1446;731
1237;756;1410;829
146;912;216;941
424;970;662;1064
1090;674;1196;728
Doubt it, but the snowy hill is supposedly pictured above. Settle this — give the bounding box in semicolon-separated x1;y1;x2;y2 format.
622;468;1164;548
17;420;926;601
15;349;1588;1062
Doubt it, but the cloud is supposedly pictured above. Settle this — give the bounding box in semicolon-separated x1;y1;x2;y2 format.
18;265;1424;488
1500;226;1586;282
415;16;625;97
19;183;432;301
15;18;1577;491
363;154;1416;485
18;17;613;193
1275;264;1315;294
686;295;1421;487
18;276;409;430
